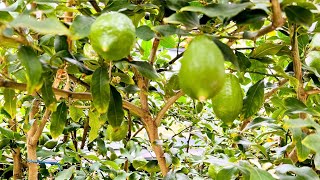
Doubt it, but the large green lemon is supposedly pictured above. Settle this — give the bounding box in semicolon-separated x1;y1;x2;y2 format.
306;51;320;74
89;12;136;61
106;121;128;141
211;74;243;125
178;35;225;101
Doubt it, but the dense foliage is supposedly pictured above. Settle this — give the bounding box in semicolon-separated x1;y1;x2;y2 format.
0;0;320;179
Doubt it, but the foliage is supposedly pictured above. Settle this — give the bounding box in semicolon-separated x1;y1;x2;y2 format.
0;0;320;179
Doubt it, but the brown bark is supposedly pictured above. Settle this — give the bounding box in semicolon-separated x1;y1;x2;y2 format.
144;118;169;175
9;118;22;179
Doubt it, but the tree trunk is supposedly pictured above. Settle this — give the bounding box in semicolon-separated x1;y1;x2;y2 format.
11;148;22;179
144;118;169;176
27;141;38;180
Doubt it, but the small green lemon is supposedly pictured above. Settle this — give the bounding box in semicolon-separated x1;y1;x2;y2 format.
89;12;136;61
306;51;320;74
106;121;128;141
178;35;226;101
212;74;243;125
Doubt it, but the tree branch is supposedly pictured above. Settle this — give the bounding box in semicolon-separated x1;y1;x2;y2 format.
155;90;184;127
149;38;160;65
89;0;101;13
244;0;285;40
0;79;146;118
31;109;51;144
264;79;289;100
157;52;184;73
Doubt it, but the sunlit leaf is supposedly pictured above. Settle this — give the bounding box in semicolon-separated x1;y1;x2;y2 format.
50;102;68;139
242;80;264;118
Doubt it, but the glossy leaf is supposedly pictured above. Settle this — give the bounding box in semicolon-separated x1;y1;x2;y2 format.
242;80;264;118
69;106;84;122
128;61;160;80
41;75;56;111
50;102;68;139
213;38;239;70
88;110;100;143
107;86;124;127
284;118;320;131
302;133;320;153
291;128;310;162
153;25;189;37
276;164;319;179
70;15;94;40
3;89;16;118
136;25;155;41
285;5;314;26
17;46;43;93
181;3;252;18
216;166;238;180
10;15;70;35
236;51;251;71
251;43;284;58
56;166;75;180
91;66;110;114
164;11;199;29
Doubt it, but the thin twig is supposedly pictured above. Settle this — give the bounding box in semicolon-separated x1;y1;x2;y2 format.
89;0;101;13
157;52;184;72
246;70;283;78
155;90;185;127
0;79;146;118
132;127;144;138
149;38;160;65
244;0;285;40
264;79;289;100
186;126;193;153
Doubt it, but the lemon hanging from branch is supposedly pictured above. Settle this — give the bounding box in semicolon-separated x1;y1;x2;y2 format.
178;35;226;101
89;12;136;61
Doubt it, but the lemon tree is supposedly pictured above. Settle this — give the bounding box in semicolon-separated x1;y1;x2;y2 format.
1;0;320;179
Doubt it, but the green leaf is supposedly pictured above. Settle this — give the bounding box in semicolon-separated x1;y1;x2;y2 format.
242;80;264;118
0;127;14;139
69;106;84;122
91;66;110;114
142;160;160;173
128;61;160;80
70;15;94;40
302;133;320;153
236;51;251;71
88;110;100;143
276;164;319;180
181;3;252;18
54;35;68;53
56;166;75;180
242;117;278;131
285;5;314;27
17;46;43;93
251;43;284;58
50;102;68;139
247;167;275;180
213;38;239;70
153;25;189;37
0;11;13;23
112;72;134;85
216;166;238;180
3;89;16;118
160;36;176;48
41;76;56;111
107;86;124;127
291;128;310;162
136;25;155;41
310;33;320;50
164;11;199;29
10;15;70;35
284;118;320;131
102;160;120;170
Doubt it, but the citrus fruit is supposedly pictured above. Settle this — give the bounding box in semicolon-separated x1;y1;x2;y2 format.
106;121;128;141
89;12;135;61
306;51;320;74
211;74;243;125
178;35;225;101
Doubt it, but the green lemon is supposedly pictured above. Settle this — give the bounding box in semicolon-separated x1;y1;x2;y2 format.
89;12;136;61
306;51;320;74
106;121;128;141
178;35;225;101
212;74;243;125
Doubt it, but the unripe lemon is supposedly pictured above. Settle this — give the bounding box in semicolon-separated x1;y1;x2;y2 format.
89;12;136;61
212;74;243;125
306;51;320;74
178;35;225;101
